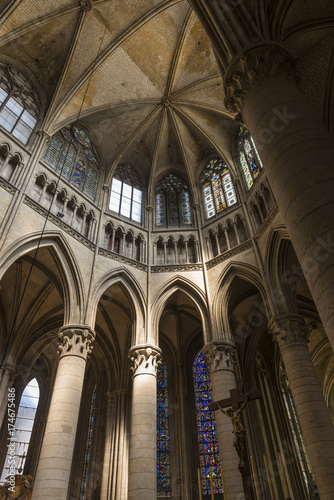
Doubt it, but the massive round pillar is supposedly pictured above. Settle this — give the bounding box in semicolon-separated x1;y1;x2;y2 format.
32;325;94;500
128;344;161;500
269;315;334;499
203;340;245;500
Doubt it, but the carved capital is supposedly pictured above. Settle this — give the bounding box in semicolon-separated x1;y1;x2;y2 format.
203;340;236;372
268;315;308;350
224;43;295;118
0;362;18;382
129;344;161;377
58;324;95;360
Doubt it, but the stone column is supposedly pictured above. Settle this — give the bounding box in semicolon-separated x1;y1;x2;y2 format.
0;362;17;426
128;344;161;500
203;340;245;499
269;315;334;500
100;391;115;499
32;325;94;500
225;42;334;351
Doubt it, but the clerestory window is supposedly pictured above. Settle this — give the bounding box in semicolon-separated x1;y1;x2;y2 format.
0;65;39;145
238;126;263;190
109;164;142;223
156;173;192;227
44;126;99;199
200;158;237;219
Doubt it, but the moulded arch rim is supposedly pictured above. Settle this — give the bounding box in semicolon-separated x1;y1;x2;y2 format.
0;142;11;153
211;261;267;333
265;224;290;282
89;267;146;333
151;275;211;344
0;231;85;324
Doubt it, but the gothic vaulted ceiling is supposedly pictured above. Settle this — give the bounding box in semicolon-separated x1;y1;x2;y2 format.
0;0;333;192
0;0;238;194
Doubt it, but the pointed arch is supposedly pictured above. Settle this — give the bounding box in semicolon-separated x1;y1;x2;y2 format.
0;231;86;324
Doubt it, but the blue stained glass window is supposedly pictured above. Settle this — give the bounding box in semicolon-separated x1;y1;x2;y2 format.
157;356;171;497
44;126;99;199
193;350;223;495
80;385;96;500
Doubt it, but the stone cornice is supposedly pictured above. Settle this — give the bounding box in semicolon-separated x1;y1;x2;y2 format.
58;325;95;360
24;196;96;251
98;248;147;271
253;205;279;241
224;43;295;119
268;315;308;350
203;340;236;372
151;263;203;273
206;240;252;269
129;344;161;377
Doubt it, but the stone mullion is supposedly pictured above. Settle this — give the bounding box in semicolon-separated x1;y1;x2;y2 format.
128;344;161;500
203;340;245;499
32;324;94;500
269;315;334;499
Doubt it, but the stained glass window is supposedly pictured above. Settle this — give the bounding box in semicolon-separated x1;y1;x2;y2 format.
44;126;99;199
157;356;171;497
80;385;96;500
156;173;192;227
0;378;39;484
238;126;263;190
200;159;237;219
109;164;142;223
193;350;223;496
0;65;39;145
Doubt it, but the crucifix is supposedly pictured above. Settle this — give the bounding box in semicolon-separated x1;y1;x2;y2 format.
211;388;261;499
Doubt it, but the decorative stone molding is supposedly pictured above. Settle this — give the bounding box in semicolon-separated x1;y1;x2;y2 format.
206;240;252;269
203;340;236;372
268;315;308;350
98;248;147;271
0;362;18;382
151;263;203;273
80;0;92;11
253;205;279;241
224;43;295;118
58;325;95;360
129;344;161;377
0;177;17;195
23;197;96;251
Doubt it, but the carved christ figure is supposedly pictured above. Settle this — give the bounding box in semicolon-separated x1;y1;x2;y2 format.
217;394;249;466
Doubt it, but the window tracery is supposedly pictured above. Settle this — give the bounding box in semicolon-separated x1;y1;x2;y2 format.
44;126;99;199
157;356;171;497
0;65;39;145
156;173;192;227
200;158;237;219
193;350;223;496
109;164;142;223
238;126;263;190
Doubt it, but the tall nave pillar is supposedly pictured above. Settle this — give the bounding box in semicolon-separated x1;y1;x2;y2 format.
224;43;334;352
32;325;94;500
128;344;161;500
203;340;245;500
269;315;334;500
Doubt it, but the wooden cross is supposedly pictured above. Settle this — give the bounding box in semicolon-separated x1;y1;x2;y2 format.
210;388;261;412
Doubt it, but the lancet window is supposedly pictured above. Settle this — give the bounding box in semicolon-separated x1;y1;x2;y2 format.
109;164;142;223
156;173;192;227
200;158;237;219
193;350;223;496
157;356;171;497
238;126;263;190
0;65;39;145
0;378;40;483
44;126;99;199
